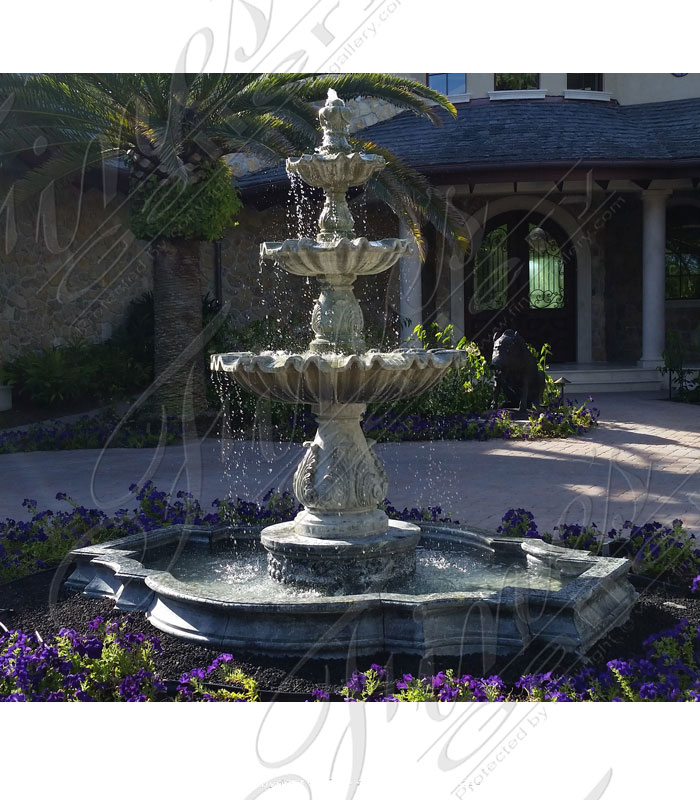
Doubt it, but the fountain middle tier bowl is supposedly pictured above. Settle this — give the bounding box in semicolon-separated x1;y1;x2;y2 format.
261;237;412;278
210;348;467;405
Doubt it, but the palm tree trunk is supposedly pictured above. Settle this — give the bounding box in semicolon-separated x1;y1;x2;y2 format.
152;237;208;419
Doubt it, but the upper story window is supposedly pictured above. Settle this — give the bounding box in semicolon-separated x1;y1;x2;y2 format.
493;74;539;91
567;74;604;91
666;205;700;300
427;73;467;96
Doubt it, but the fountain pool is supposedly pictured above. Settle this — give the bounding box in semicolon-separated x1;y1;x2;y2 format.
65;523;635;658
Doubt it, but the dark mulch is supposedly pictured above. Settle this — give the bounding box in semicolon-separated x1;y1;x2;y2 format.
1;568;699;700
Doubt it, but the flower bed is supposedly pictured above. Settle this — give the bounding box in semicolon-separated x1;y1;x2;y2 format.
336;615;700;702
3;610;699;702
0;410;186;453
0;396;599;455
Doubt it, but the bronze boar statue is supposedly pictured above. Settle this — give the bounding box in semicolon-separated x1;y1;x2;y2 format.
490;329;546;411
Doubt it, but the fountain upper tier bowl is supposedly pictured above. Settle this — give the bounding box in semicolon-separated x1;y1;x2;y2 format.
287;151;385;188
210;348;467;405
261;237;412;278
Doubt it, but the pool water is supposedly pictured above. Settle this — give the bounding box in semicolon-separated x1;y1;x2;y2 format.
144;541;567;602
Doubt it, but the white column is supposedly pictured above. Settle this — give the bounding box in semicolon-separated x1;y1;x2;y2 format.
638;190;671;368
398;221;422;341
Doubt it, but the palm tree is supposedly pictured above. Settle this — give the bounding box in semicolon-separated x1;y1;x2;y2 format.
0;73;461;419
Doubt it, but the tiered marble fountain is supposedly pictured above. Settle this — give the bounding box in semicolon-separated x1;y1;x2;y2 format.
66;93;637;660
212;90;464;592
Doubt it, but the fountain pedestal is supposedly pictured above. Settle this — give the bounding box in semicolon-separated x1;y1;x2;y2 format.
260;401;420;590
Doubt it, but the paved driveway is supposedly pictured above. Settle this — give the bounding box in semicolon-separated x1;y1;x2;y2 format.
1;392;699;535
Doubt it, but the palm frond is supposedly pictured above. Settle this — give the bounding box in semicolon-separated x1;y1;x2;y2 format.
285;73;457;125
0;74;134;147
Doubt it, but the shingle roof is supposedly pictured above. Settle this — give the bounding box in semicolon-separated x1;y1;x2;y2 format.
238;96;700;190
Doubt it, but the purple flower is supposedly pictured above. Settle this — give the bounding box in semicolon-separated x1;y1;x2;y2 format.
639;683;659;700
75;637;103;660
345;672;367;694
607;659;633;676
431;671;446;689
396;673;414;690
438;684;459;702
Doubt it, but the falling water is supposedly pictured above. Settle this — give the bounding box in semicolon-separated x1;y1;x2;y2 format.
352;187;368;238
287;173;315;239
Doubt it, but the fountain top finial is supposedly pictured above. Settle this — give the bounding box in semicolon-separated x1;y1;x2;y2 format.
317;89;354;155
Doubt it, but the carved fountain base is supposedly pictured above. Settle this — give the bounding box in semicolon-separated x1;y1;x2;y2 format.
260;402;421;591
262;520;420;592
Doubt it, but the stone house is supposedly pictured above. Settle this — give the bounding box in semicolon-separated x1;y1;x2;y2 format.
2;74;700;398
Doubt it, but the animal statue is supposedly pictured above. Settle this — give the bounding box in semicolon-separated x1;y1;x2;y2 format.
490;329;546;411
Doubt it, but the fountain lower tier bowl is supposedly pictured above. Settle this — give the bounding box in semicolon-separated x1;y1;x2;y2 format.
261;237;412;278
65;524;637;659
210;349;467;405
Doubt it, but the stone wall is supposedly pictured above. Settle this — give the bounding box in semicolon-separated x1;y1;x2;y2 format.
0;94;407;368
0;172;404;368
0;183;151;364
5;176;658;372
603;195;644;362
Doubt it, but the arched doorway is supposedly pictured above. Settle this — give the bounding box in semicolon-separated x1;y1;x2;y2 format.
464;211;577;361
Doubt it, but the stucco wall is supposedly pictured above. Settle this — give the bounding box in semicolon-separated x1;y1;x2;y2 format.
606;73;700;105
396;72;700;104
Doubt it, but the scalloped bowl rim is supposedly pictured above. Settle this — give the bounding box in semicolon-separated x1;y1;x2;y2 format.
260;236;412;254
210;349;467;373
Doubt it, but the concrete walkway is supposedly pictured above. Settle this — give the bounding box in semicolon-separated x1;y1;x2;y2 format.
1;391;699;534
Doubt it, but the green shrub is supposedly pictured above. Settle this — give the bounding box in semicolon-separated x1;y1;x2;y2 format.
659;331;700;402
372;323;493;418
1;339;151;407
129;159;243;242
